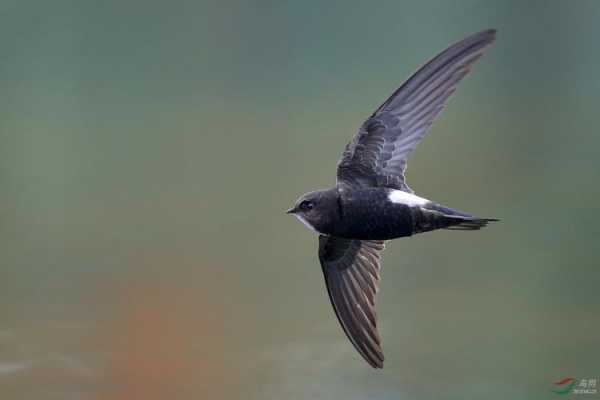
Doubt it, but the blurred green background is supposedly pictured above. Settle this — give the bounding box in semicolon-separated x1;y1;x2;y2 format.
1;0;599;399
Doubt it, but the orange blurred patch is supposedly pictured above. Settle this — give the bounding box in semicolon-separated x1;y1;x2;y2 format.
95;280;230;400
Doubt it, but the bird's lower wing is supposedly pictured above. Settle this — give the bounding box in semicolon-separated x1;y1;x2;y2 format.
318;235;386;368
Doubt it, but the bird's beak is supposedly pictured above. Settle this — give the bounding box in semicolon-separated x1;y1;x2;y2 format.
286;207;296;214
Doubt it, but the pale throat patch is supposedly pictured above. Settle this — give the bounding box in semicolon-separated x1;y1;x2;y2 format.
388;190;429;207
295;214;321;234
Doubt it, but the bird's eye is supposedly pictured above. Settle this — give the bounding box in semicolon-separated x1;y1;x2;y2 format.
299;200;313;211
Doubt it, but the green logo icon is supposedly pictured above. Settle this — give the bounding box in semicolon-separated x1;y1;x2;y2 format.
552;377;577;395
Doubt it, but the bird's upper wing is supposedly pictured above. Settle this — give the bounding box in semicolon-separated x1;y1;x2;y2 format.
318;235;386;368
336;29;496;192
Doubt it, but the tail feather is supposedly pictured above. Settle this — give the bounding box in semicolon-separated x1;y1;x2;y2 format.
425;203;498;231
444;217;499;231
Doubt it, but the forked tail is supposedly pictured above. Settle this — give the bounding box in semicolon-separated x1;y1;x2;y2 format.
425;203;499;231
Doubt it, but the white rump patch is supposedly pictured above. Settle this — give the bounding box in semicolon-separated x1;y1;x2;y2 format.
388;190;429;207
295;215;320;234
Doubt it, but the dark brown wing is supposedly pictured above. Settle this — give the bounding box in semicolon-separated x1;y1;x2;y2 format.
337;29;496;191
318;235;386;368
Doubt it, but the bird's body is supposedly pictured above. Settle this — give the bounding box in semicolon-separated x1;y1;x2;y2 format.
292;186;495;240
287;29;499;368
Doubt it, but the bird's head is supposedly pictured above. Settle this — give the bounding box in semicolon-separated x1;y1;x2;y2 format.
287;189;335;233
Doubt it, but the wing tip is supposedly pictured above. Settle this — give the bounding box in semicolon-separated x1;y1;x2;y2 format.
361;348;384;368
472;28;497;42
370;357;384;369
458;29;497;54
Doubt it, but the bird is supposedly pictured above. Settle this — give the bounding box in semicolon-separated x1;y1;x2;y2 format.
286;29;498;368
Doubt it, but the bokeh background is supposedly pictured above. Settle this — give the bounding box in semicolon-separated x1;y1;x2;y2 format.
1;0;599;399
